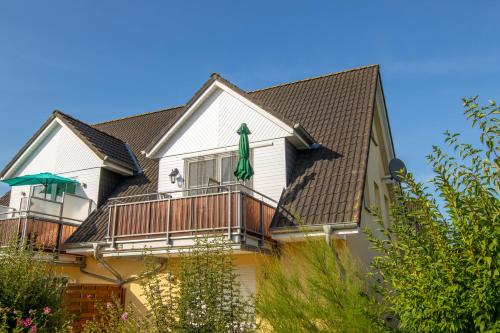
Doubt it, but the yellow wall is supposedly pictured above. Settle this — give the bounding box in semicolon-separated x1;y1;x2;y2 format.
57;252;266;312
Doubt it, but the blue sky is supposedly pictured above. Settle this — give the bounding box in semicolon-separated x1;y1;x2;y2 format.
0;1;499;194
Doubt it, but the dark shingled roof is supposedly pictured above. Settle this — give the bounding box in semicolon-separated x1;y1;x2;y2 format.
54;111;137;171
0;111;137;178
0;191;10;207
63;64;380;242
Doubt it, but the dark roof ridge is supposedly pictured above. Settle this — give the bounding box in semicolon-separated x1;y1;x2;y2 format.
92;105;185;126
249;64;379;93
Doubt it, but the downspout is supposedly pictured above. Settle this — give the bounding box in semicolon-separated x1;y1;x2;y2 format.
323;224;335;246
79;243;167;286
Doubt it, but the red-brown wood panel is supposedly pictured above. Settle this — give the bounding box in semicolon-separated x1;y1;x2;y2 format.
0;218;20;246
109;192;274;241
64;284;125;332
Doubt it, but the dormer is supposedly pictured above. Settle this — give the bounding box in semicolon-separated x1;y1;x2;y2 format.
146;74;315;203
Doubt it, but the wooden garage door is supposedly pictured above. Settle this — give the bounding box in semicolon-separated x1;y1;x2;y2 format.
64;284;125;332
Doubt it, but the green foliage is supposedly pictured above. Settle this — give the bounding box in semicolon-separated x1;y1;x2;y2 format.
176;237;256;333
0;240;70;332
137;236;256;333
256;240;389;333
81;298;147;333
140;257;178;333
365;97;500;332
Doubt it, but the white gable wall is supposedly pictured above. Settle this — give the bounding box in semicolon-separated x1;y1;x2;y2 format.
7;121;103;210
157;87;293;203
158;88;291;157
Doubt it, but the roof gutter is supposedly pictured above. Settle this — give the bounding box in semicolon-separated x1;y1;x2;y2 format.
102;156;135;176
293;123;317;149
271;221;359;234
270;222;359;242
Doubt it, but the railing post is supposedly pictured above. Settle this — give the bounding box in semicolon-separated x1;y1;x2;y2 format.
55;222;63;256
260;200;264;245
111;205;117;249
227;187;232;240
239;192;245;243
106;203;112;240
190;197;195;231
21;197;32;243
166;197;171;245
146;202;152;235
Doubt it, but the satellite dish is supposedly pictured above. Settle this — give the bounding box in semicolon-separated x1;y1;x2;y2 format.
389;158;407;182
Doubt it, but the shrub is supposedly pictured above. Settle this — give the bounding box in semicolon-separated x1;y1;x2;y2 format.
365;97;500;332
140;236;256;333
256;239;389;333
81;298;147;333
0;240;69;332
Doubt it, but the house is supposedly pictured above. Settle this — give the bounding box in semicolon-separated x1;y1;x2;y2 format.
0;64;395;317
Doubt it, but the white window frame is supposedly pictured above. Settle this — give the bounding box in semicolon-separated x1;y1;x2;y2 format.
184;150;254;191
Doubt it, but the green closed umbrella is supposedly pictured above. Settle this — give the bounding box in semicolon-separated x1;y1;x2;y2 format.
2;172;78;187
234;123;254;181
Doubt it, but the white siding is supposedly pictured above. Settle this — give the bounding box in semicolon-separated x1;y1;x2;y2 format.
158;155;184;195
8;121;103;209
157;88;294;203
252;138;287;203
158;138;287;203
158;88;291;157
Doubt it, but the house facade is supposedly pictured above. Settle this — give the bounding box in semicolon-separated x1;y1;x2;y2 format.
0;65;395;315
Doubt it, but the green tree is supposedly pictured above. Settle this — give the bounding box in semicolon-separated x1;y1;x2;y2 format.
365;97;499;332
0;241;70;332
140;236;256;333
256;240;389;333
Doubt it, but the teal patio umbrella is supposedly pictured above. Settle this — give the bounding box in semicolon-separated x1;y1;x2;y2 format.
2;172;78;188
234;123;254;181
2;172;78;199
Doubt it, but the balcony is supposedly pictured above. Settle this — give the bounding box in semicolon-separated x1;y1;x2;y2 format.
0;194;95;251
105;184;280;254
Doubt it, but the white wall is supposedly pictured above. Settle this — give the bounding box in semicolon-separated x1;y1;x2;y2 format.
7;121;103;210
158;88;291;158
157;87;295;203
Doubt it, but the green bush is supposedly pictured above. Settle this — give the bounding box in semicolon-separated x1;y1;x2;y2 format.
0;240;70;332
365;97;500;332
83;236;256;333
256;240;389;333
81;298;148;333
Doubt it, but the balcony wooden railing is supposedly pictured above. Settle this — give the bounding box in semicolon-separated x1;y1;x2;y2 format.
106;184;278;247
0;194;94;251
0;217;79;250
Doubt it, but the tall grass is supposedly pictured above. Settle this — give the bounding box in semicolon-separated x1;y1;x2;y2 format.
257;239;389;333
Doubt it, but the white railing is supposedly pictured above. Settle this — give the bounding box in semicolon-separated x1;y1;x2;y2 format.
0;193;95;224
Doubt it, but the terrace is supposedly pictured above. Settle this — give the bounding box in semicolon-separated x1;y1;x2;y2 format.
103;184;284;255
0;193;95;252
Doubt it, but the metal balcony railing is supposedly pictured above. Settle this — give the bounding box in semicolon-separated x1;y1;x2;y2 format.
0;193;95;251
106;184;280;248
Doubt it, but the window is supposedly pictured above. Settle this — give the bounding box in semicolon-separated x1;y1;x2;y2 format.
221;154;239;184
31;183;76;202
187;158;216;189
185;150;253;193
384;194;390;226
